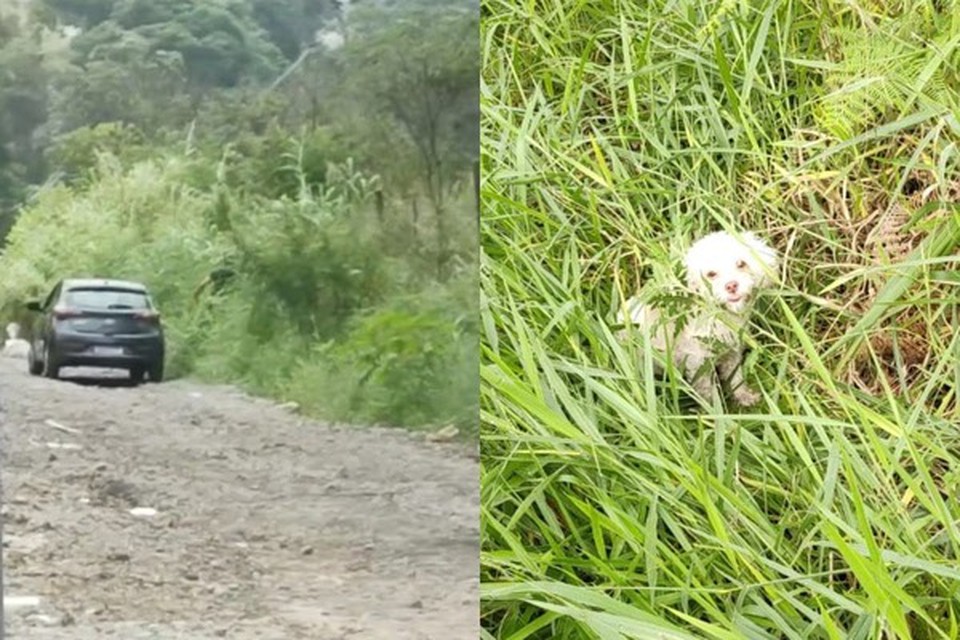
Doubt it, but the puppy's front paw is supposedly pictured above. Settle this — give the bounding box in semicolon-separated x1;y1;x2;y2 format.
732;386;761;406
691;378;718;402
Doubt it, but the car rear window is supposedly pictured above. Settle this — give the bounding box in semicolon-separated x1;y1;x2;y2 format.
64;288;152;311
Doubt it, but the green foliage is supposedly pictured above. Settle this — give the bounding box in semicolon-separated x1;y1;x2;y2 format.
45;121;147;181
248;0;337;61
0;142;477;433
816;7;960;140
482;0;960;638
285;272;479;431
217;125;341;200
0;20;50;207
249;0;302;60
316;2;480;281
9;0;478;249
110;0;193;29
222;177;389;337
339;3;480;185
50;50;189;132
42;0;114;28
58;0;284;95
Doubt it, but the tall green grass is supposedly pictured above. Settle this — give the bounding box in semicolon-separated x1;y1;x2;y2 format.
481;0;960;638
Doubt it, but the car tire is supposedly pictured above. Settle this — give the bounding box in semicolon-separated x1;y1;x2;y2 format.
42;343;60;379
27;345;43;376
148;360;164;383
129;366;146;384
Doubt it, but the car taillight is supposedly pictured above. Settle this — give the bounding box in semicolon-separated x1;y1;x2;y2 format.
135;310;161;324
52;306;82;319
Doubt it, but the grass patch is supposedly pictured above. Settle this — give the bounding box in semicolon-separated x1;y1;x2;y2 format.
481;0;960;637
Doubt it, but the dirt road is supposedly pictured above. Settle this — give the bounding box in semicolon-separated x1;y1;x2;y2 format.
0;357;478;638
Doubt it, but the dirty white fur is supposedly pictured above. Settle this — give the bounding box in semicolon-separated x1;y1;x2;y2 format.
3;322;30;359
616;231;779;406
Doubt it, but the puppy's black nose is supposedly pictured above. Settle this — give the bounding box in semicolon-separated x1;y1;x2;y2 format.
725;281;738;294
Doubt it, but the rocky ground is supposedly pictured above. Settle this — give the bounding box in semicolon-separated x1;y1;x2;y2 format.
0;357;478;638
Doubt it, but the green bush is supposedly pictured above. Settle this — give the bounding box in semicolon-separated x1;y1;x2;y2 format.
283;270;478;431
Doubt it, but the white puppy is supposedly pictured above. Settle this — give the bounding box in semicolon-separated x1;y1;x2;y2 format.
616;231;779;406
3;322;30;359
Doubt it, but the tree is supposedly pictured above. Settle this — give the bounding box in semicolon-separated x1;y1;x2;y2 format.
49;49;189;133
0;19;50;213
338;2;479;278
55;0;285;93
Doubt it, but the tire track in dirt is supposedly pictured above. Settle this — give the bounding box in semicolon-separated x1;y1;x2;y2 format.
0;359;479;639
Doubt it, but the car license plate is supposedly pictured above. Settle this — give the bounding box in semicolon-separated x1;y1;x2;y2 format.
92;346;125;356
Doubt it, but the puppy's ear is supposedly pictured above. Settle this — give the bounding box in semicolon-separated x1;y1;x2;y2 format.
683;240;707;293
742;232;779;286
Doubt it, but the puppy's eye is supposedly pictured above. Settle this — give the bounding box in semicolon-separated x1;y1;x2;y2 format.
705;271;717;279
736;260;747;269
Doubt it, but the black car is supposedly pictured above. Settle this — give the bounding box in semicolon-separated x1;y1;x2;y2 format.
25;278;165;382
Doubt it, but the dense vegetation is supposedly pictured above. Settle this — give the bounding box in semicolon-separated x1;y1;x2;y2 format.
481;0;960;638
0;0;479;434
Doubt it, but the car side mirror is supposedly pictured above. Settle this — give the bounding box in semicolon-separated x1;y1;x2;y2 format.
25;301;41;312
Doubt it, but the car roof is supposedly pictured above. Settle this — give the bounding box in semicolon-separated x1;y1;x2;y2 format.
61;278;148;292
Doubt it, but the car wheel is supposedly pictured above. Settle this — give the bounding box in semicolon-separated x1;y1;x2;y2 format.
42;343;60;379
27;344;43;376
129;366;146;384
148;360;164;383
